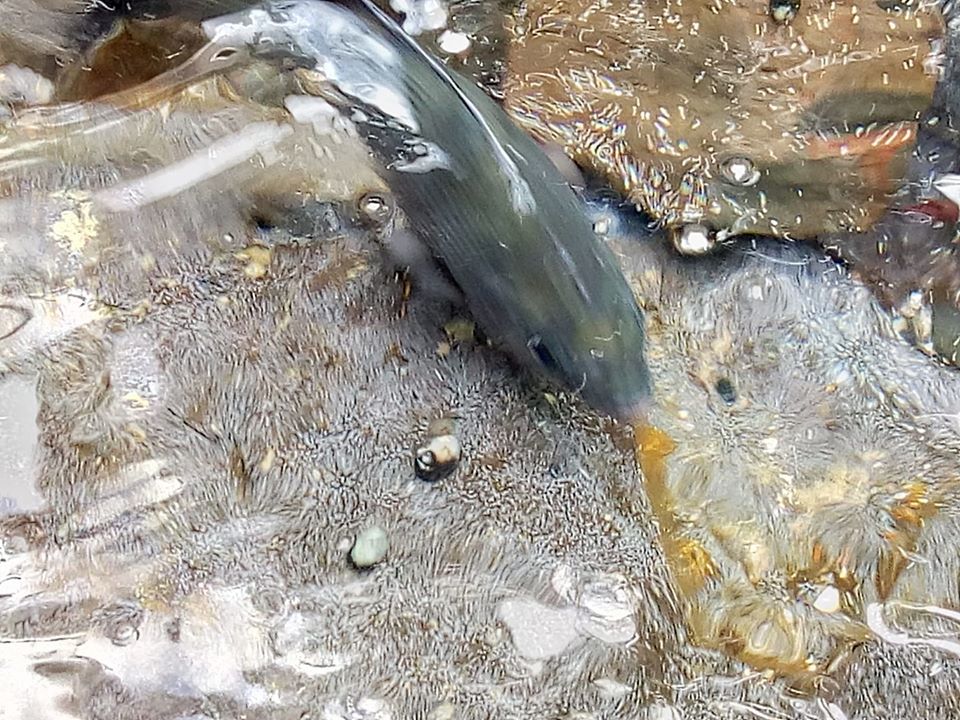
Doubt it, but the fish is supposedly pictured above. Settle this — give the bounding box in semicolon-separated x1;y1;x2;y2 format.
195;0;652;418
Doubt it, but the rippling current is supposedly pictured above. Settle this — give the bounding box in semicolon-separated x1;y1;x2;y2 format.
2;1;960;719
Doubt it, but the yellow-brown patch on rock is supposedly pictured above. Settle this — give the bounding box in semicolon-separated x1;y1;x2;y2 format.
505;0;944;238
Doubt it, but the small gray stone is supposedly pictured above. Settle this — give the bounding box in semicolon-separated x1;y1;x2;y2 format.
350;526;389;569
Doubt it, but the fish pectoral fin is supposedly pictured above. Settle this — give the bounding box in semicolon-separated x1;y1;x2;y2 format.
383;228;463;305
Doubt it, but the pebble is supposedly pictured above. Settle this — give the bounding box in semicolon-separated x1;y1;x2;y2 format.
429;702;456;720
390;0;448;35
438;30;471;55
812;585;841;613
415;418;462;482
415;434;462;481
769;0;800;24
672;223;715;255
350;526;389;568
0;63;54;106
720;156;760;186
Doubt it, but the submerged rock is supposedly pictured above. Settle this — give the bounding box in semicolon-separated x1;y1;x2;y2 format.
813;10;960;368
0;179;682;720
1;141;960;718
504;0;960;368
621;229;960;688
504;0;945;239
0;3;959;719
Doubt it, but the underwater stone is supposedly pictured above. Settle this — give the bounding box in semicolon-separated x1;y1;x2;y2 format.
719;156;760;187
350;526;389;569
414;436;461;481
672;223;715;255
505;0;944;238
355;190;396;229
769;0;800;24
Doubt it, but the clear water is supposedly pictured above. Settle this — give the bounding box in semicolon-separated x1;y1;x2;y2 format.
1;1;960;718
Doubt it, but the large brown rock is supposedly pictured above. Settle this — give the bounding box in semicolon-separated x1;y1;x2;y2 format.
505;0;945;239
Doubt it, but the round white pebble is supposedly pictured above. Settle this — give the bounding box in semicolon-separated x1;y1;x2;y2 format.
438;30;471;55
673;223;715;255
813;585;841;613
351;526;389;568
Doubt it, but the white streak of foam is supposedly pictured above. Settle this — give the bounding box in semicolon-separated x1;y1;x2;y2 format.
389;0;448;35
866;602;960;659
933;173;960;206
94;122;293;212
817;698;850;720
893;602;960;625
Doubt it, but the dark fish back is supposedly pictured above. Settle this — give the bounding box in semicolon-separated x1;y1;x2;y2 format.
346;0;644;344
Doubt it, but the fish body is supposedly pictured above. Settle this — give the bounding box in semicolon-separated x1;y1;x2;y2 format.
201;0;651;418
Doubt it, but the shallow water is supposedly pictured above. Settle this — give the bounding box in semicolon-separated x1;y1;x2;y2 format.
1;1;960;719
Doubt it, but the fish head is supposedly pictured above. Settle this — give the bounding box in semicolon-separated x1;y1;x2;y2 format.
201;1;419;132
513;285;652;421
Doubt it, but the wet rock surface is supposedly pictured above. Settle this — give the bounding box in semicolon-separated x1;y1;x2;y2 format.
502;0;960;368
0;2;959;719
818;7;960;366
504;0;945;238
622;228;960;692
0;186;683;719
1;166;960;718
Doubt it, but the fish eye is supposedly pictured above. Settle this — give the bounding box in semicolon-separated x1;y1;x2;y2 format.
526;334;559;372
